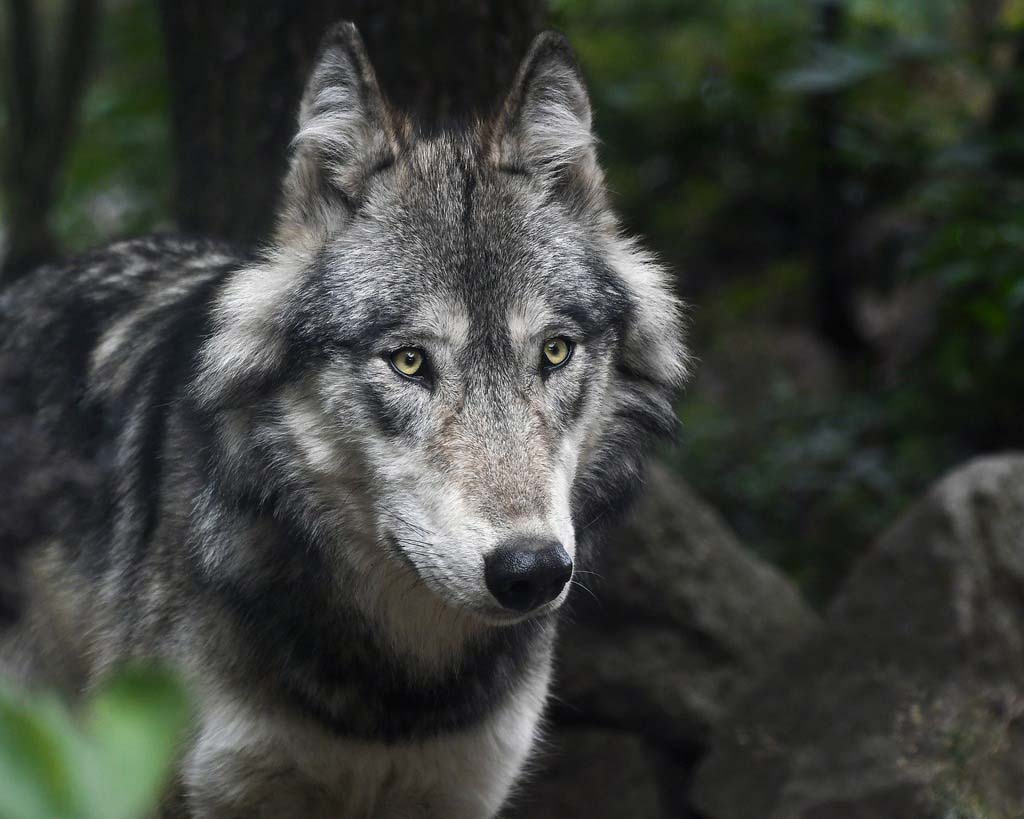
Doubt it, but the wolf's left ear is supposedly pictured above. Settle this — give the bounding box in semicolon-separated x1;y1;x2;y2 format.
279;22;398;240
494;32;602;205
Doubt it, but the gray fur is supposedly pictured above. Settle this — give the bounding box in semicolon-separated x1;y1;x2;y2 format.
0;22;687;818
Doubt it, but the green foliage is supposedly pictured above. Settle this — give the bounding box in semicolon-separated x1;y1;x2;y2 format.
677;380;958;603
902;151;1024;446
0;667;189;819
552;0;813;270
557;0;1024;602
54;0;172;250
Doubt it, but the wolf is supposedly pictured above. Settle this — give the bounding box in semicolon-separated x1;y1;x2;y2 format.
0;22;687;818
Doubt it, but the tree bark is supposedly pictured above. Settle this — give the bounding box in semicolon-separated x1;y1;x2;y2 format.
157;1;546;246
988;30;1024;173
1;0;100;282
809;0;869;360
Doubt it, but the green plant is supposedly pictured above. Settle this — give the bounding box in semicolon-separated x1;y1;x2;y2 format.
0;666;189;819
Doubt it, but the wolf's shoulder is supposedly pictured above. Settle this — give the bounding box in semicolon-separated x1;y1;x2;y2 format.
2;234;244;320
1;234;245;433
2;234;245;350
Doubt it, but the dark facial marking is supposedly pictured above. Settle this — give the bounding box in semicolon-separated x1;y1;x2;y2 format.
462;167;478;232
358;380;409;438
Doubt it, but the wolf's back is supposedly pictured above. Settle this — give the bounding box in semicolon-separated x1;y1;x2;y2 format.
0;236;241;616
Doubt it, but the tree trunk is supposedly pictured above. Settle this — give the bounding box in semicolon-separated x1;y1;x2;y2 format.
809;0;869;360
1;0;100;283
157;1;545;246
988;30;1024;173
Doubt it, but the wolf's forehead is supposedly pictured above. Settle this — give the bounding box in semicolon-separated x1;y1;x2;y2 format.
372;289;574;348
387;137;557;237
390;159;591;288
402;294;472;346
336;204;623;345
316;136;629;344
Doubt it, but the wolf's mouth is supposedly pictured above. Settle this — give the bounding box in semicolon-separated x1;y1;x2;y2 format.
478;593;568;626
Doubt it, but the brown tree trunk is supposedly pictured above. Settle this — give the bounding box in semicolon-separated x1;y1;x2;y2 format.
809;0;869;360
1;0;100;283
157;1;546;246
988;31;1024;173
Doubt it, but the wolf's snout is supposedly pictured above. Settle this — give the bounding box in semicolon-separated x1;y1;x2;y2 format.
484;538;573;613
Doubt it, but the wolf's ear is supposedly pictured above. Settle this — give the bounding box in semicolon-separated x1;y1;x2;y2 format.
279;22;396;239
494;32;602;205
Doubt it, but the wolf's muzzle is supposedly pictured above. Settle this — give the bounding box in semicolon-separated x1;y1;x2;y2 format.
484;538;573;613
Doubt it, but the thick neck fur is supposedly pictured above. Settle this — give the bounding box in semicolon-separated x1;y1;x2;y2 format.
186;447;552;742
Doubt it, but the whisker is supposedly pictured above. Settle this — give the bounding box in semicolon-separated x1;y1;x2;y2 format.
569;579;602;609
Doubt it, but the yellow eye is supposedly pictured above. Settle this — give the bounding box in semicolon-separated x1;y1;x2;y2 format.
391;348;425;377
542;337;572;368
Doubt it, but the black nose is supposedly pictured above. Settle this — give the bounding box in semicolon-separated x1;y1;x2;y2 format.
484;538;573;613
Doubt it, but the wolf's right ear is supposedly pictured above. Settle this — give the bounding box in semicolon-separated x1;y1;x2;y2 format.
278;22;397;241
493;32;603;209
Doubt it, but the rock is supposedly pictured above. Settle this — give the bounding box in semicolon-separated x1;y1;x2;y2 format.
554;463;820;749
691;454;1024;819
503;728;682;819
510;464;818;817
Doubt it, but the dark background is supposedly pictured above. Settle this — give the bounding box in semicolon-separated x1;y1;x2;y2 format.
2;2;1024;817
4;0;1023;604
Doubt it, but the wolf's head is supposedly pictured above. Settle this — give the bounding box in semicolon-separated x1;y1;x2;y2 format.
195;23;688;632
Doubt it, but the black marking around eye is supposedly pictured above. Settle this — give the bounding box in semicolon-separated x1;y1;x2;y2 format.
497;163;531;177
359;382;408;438
565;384;589;426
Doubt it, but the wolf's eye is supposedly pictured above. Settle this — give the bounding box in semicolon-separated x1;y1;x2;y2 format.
541;337;573;369
391;348;425;378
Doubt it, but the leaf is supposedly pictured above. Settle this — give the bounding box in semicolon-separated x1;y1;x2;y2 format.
779;45;886;94
0;687;85;819
1010;276;1024;309
1004;0;1024;30
78;667;189;819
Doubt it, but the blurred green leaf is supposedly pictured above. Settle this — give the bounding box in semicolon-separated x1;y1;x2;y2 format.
55;0;172;250
779;45;886;93
81;668;189;819
0;689;84;819
0;667;189;819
